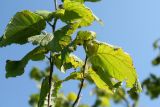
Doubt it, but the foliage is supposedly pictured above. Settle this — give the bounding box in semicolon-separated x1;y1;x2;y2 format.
0;0;141;107
142;40;160;99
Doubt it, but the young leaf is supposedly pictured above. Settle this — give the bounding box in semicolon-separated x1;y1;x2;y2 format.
47;22;79;52
74;30;96;45
0;10;46;47
60;0;95;27
62;0;101;3
54;54;83;72
88;68;113;94
30;67;43;81
29;94;40;107
28;33;53;46
6;47;48;78
85;40;140;90
52;9;65;19
67;92;77;102
62;0;84;3
63;71;84;82
35;10;54;22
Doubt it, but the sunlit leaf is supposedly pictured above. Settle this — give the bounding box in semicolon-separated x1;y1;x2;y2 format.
54;54;83;72
63;71;83;82
0;10;46;47
47;22;79;52
35;10;54;21
88;68;113;94
85;40;140;90
74;30;96;45
59;0;95;27
67;92;77;102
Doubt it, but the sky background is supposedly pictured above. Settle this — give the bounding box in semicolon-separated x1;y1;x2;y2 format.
1;0;160;107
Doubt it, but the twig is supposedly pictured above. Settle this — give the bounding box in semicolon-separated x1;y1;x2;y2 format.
117;91;131;107
47;0;58;107
54;0;58;10
72;56;88;107
47;21;53;27
48;56;54;107
52;18;58;32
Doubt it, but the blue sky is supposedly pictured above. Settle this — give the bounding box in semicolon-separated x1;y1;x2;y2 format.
1;0;160;107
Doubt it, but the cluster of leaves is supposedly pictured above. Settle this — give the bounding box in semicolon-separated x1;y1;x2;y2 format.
142;39;160;99
0;0;141;106
152;39;160;65
29;67;89;107
142;74;160;99
29;66;139;107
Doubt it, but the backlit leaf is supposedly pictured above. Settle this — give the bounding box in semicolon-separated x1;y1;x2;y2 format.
88;68;113;94
85;40;140;90
54;54;83;72
0;10;46;47
35;10;54;21
60;0;95;27
47;22;79;52
74;30;96;45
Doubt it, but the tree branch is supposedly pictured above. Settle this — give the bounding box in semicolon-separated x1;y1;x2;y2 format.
47;0;58;107
54;0;58;10
72;56;88;107
48;56;54;107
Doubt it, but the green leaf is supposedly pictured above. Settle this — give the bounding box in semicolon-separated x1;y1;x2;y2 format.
54;54;83;72
38;77;62;107
142;74;160;99
28;33;53;46
47;22;79;52
85;40;140;90
153;38;160;49
93;14;104;25
35;10;54;21
29;94;40;107
52;9;65;19
63;71;84;82
113;88;125;103
152;55;160;66
74;30;96;45
6;47;48;78
67;92;77;102
62;0;101;3
0;10;46;47
38;77;50;107
88;68;113;94
30;67;43;81
59;30;96;71
60;0;95;27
